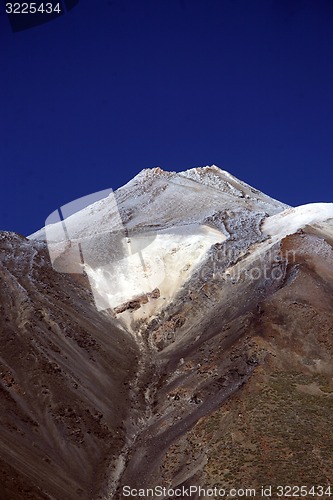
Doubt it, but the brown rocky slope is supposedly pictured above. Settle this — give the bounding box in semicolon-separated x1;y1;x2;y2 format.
0;224;332;499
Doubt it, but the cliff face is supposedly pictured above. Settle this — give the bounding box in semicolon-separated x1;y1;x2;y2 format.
151;230;333;496
0;233;139;499
1;167;333;499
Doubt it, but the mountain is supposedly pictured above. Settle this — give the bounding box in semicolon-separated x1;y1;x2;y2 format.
29;166;289;326
1;166;333;499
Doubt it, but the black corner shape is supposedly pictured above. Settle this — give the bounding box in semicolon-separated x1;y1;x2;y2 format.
7;0;80;32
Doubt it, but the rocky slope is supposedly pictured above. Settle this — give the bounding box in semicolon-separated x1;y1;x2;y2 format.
0;234;139;499
1;166;333;499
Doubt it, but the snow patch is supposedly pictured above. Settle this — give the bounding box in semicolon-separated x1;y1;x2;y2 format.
84;224;227;315
262;203;333;240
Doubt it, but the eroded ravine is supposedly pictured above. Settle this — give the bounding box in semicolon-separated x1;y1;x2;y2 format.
106;238;287;498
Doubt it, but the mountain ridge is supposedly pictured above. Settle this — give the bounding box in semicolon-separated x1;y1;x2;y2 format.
0;166;333;499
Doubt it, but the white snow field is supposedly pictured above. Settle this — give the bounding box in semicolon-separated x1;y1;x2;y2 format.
85;224;227;311
262;203;333;239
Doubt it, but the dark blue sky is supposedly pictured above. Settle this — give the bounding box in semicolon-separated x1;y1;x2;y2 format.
1;0;332;236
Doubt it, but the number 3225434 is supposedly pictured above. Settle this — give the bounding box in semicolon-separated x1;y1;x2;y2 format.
6;3;62;14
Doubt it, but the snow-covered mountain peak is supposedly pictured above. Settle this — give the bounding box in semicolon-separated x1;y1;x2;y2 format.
121;165;285;209
28;165;333;329
30;166;288;242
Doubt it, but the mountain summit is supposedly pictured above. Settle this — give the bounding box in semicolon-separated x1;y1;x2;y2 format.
1;166;333;499
30;166;333;329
